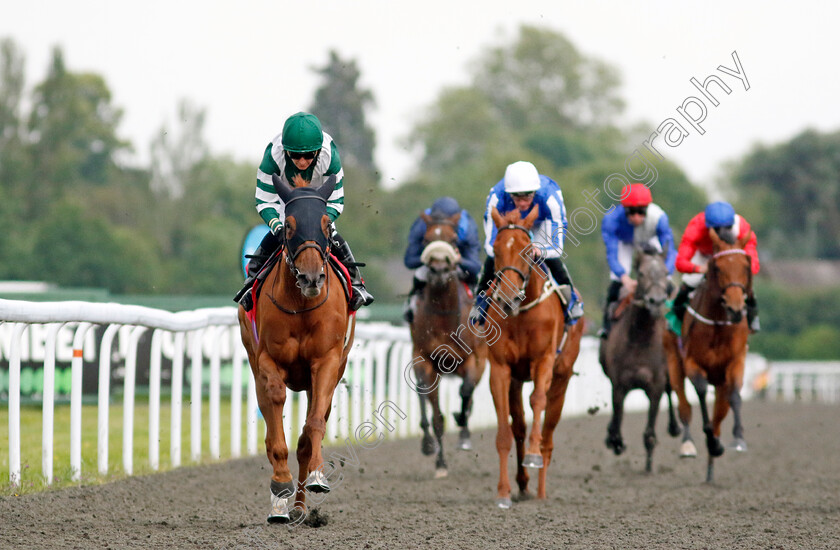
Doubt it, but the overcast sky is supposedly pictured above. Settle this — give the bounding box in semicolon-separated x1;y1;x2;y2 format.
3;1;838;195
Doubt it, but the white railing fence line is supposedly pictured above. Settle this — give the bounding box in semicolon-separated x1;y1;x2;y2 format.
1;298;784;488
764;361;840;403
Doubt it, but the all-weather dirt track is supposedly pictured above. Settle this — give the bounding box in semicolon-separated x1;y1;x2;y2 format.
2;400;838;549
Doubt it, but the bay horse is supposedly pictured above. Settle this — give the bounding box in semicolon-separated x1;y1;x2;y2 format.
409;211;485;478
483;206;584;508
664;229;753;482
599;244;680;472
237;175;355;523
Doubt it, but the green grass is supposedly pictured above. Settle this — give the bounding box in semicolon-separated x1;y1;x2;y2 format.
0;395;270;496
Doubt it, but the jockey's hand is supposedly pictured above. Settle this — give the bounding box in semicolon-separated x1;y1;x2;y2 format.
620;274;637;294
271;223;284;237
530;246;543;261
696;263;708;274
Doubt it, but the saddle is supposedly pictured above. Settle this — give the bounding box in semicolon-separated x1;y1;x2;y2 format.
246;246;353;323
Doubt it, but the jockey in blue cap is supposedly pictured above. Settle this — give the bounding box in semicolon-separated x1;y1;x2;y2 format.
672;201;761;332
403;197;482;323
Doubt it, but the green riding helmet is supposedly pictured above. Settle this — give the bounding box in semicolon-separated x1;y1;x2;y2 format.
281;112;324;153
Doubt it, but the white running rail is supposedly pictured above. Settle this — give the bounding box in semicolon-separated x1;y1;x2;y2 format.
1;298;771;488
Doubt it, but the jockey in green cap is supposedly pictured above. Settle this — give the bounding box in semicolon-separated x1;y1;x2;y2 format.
234;112;374;311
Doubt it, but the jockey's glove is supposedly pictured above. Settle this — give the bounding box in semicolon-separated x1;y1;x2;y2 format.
271;223;284;237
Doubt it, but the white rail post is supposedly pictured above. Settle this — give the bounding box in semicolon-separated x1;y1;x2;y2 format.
231;329;244;458
149;330;163;470
209;326;221;460
122;326;147;476
190;329;204;462
70;322;94;482
8;323;26;487
97;324;120;476
41;323;61;485
170;332;185;468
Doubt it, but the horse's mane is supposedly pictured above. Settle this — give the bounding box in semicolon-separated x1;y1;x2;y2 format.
638;242;660;256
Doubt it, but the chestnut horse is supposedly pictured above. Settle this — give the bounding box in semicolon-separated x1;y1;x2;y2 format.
410;211;485;478
664;229;753;482
238;175;355;523
483;206;584;508
599;245;680;472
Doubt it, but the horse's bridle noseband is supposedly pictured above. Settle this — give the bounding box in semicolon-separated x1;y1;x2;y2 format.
709;248;751;293
493;224;533;298
282;194;331;278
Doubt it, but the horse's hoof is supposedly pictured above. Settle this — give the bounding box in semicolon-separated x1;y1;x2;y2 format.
434;468;448;479
679;440;697;458
304;470;331;494
421;436;439;456
458;437;473;451
708;438;725;458
268;491;295;523
729;438;748;452
496;497;512;509
522;454;544;468
267;513;291;524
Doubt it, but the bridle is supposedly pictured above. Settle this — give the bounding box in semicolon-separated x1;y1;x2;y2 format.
269;194;332;314
632;255;669;308
492;224;533;300
686;248;751;326
709;248;751;294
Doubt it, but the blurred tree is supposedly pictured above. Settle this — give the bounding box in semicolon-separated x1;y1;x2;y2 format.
0;38;30;278
310;50;378;179
150;99;208;199
27;47;130;206
725;128;840;259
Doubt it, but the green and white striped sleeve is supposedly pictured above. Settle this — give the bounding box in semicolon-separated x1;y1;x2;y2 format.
325;140;345;222
255;140;283;233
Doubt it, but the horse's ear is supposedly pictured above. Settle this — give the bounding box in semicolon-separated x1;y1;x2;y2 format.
522;205;539;228
421;212;433;224
316;175;337;202
737;230;752;249
449;211;461;226
632;247;642;273
272;174;294;203
491;207;504;228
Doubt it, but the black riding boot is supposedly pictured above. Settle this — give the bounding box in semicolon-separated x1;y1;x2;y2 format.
543;257;584;320
333;233;374;311
671;283;693;322
599;280;623;338
233;230;281;311
468;256;496;325
746;293;760;333
403;276;427;323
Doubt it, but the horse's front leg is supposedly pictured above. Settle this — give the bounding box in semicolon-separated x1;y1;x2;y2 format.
508;378;530;499
664;333;696;457
538;358;572;500
414;358;439;457
455;354;483;451
524;353;554;469
297;355;342;501
426;382;448;478
489;358;514;509
606;383;627;456
643;385;664;473
727;353;748;452
256;353;297;523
